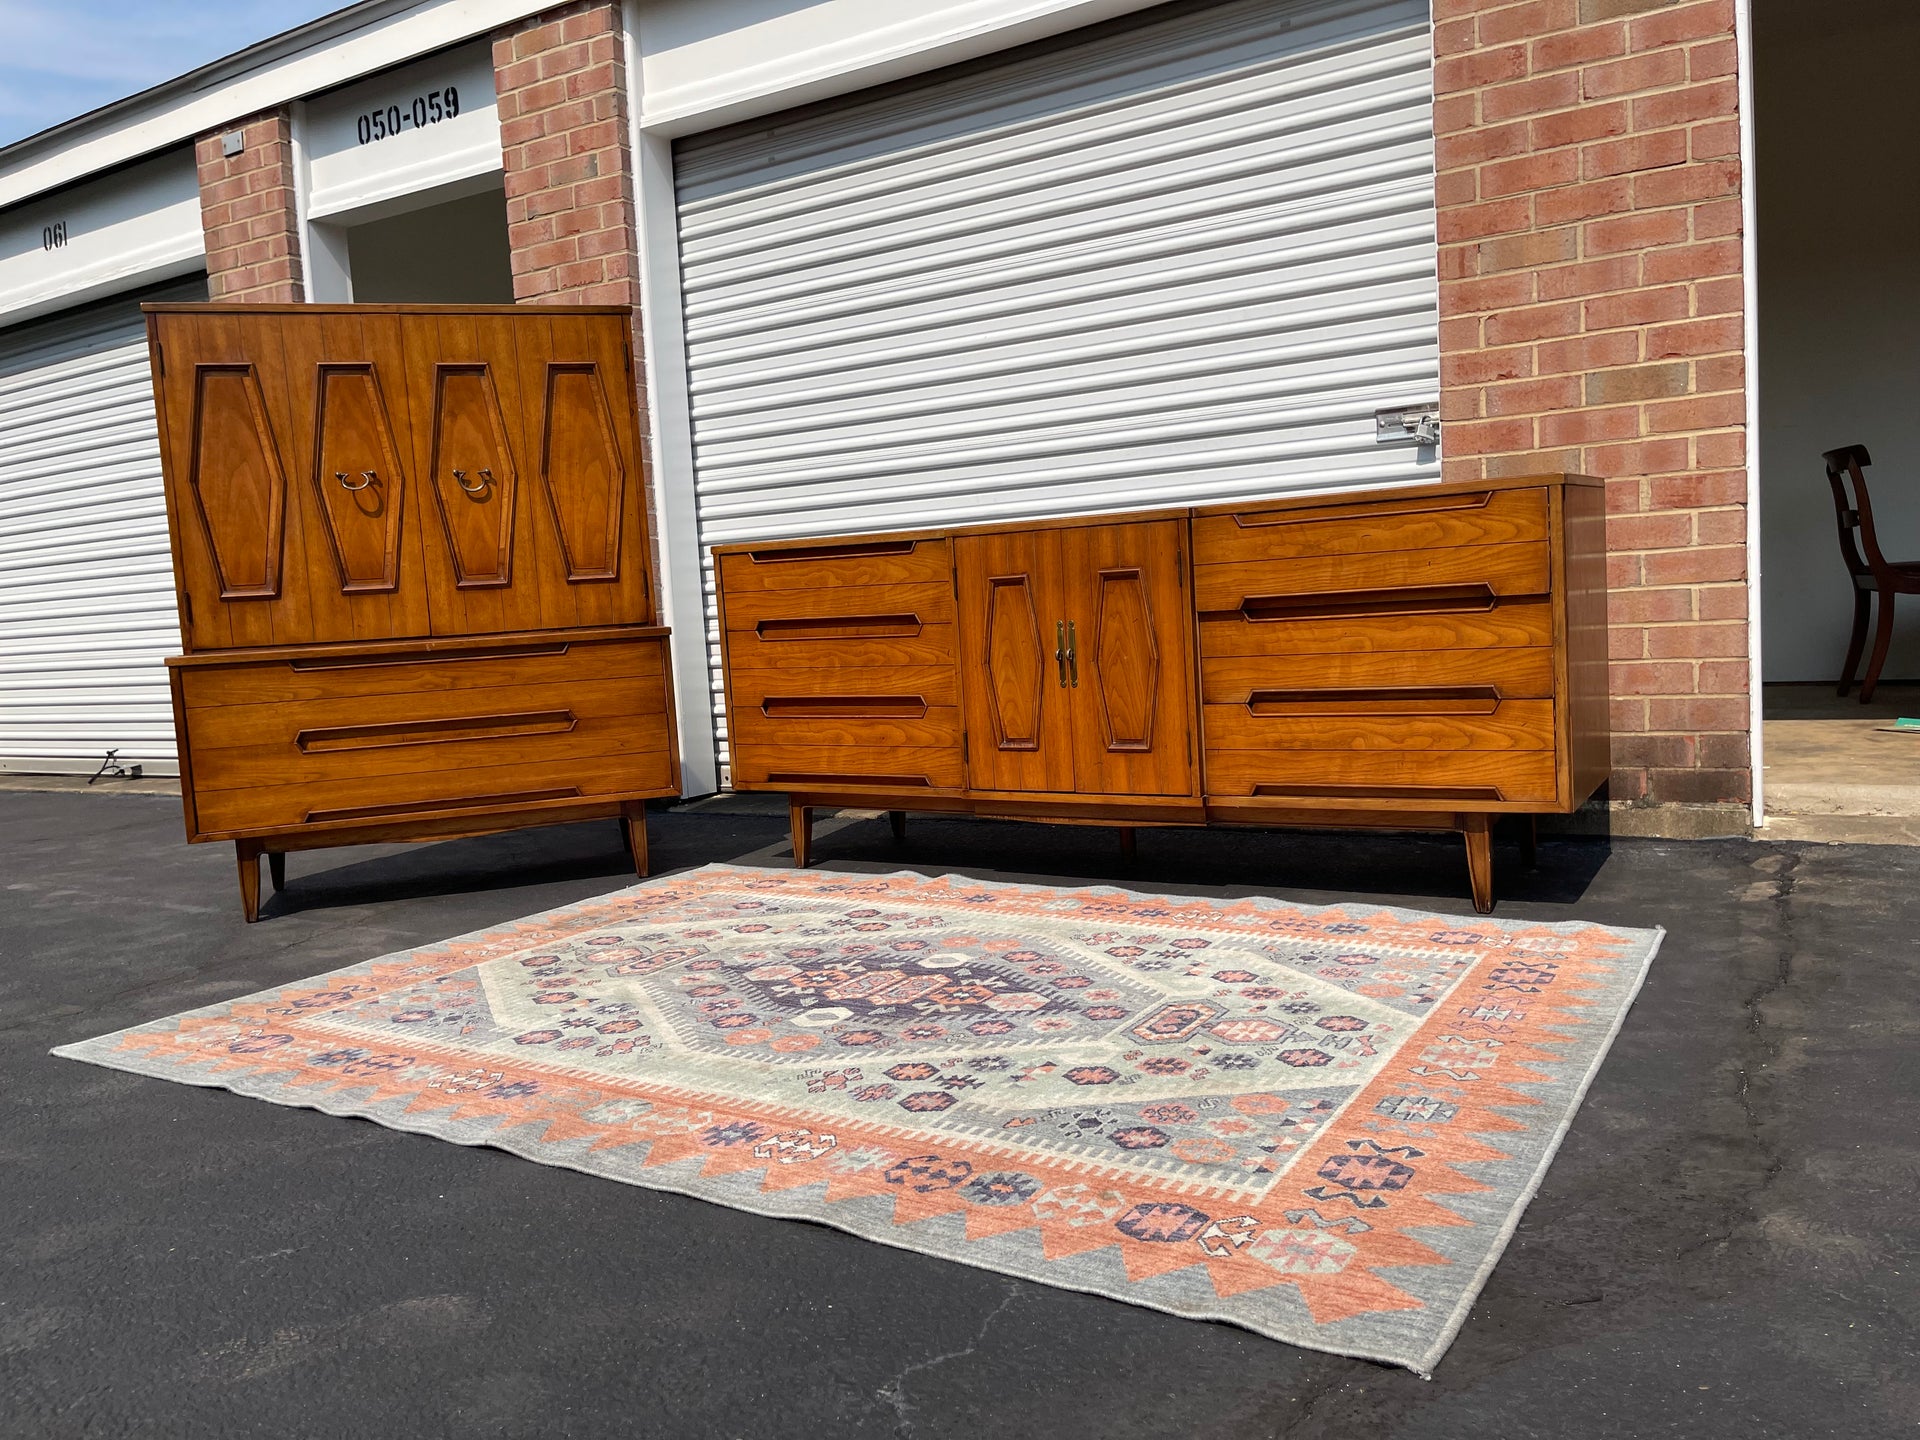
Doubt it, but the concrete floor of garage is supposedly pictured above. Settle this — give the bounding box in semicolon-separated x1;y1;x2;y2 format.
2;788;1914;1440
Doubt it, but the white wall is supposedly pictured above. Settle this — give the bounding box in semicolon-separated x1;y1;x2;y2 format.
0;149;202;327
1757;2;1920;682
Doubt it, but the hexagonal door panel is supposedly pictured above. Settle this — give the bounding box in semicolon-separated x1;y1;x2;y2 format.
955;531;1073;792
539;362;624;581
311;364;407;593
426;364;516;587
186;365;284;598
1092;567;1158;752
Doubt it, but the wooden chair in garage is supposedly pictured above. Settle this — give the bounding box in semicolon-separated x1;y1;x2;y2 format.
1824;444;1920;701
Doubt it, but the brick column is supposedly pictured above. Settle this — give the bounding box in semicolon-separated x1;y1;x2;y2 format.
494;2;639;308
1433;0;1748;819
194;110;304;302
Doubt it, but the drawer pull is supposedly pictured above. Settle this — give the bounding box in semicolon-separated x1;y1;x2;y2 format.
289;643;570;671
1250;782;1508;802
748;540;918;563
305;787;581;824
764;772;934;788
756;614;923;641
760;696;928;719
296;710;577;754
1246;686;1504;717
1238;584;1505;622
1230;491;1494;528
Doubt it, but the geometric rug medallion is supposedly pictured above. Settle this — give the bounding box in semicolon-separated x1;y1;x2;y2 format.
53;864;1662;1376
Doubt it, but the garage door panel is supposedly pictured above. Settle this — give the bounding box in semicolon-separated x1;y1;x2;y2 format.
0;277;204;773
677;0;1437;777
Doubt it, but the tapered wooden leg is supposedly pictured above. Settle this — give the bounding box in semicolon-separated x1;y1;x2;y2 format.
235;840;263;924
1519;815;1538;871
1462;814;1495;915
790;801;813;869
622;802;650;878
1839;587;1871;697
889;810;908;844
1118;826;1137;862
267;851;286;892
1862;591;1897;703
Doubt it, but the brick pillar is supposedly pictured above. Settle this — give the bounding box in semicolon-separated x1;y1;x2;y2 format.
494;0;659;598
494;2;639;308
194;110;303;302
1433;0;1749;816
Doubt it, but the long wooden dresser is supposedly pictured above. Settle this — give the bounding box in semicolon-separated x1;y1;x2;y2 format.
713;475;1607;912
146;303;679;920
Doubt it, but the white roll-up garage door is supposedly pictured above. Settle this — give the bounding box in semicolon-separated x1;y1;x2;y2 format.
674;0;1439;772
0;276;205;775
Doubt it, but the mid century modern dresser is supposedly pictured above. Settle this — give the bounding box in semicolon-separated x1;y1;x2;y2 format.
713;475;1607;912
146;303;679;920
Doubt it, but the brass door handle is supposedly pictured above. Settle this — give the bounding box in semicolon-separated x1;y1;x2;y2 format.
1055;621;1068;688
1067;619;1078;688
338;470;376;492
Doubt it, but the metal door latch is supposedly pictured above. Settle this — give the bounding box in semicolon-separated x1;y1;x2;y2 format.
1375;404;1441;447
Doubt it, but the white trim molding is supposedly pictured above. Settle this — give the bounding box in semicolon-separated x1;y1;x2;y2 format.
1736;0;1763;827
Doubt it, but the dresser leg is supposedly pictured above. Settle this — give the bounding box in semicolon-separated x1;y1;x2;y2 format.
235;840;263;924
1462;815;1495;915
889;810;907;844
791;801;813;869
1118;826;1137;862
267;852;286;892
622;803;650;878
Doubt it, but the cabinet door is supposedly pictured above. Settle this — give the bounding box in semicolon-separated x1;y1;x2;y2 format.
506;311;655;629
152;310;306;651
276;311;430;643
955;530;1074;793
400;312;542;636
1061;520;1196;797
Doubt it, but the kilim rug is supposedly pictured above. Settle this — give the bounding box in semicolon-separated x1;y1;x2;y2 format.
54;864;1661;1376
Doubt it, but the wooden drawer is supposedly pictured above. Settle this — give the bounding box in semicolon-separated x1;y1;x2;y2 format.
730;665;959;711
1202;647;1556;702
725;623;961;673
1202;699;1555;753
177;635;674;836
1204;748;1560;805
730;743;966;792
1199;601;1554;660
1193;487;1549;565
727;666;965;786
1194;542;1549;614
719;580;955;631
718;537;951;593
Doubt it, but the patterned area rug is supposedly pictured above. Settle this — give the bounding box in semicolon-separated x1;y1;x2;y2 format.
54;864;1660;1376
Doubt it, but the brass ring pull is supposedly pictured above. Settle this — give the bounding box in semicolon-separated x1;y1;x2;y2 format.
339;470;376;492
1055;621;1068;688
454;468;488;495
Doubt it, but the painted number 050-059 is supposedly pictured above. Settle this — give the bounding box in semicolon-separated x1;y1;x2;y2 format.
355;86;461;145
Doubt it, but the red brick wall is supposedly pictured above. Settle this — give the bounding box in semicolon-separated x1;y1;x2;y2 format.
493;1;638;307
1433;0;1748;811
194;110;303;302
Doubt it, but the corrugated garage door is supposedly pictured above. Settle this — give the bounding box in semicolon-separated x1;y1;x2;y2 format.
0;276;205;775
674;0;1439;773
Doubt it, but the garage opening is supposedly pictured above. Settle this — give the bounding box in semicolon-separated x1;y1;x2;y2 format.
312;179;514;304
1755;0;1920;839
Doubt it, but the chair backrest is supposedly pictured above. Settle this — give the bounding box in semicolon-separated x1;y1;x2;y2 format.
1824;443;1891;581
